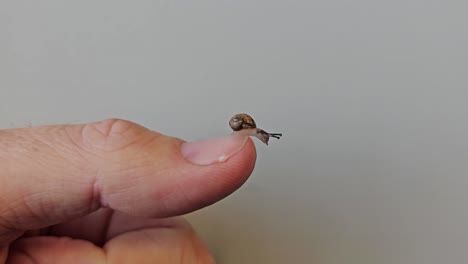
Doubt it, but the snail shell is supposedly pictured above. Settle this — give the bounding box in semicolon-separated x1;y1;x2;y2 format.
229;113;257;131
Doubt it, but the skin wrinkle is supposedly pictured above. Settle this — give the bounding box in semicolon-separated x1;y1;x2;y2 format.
92;119;116;137
0;198;23;231
0;245;9;263
0;192;72;244
131;134;165;160
0;134;33;161
63;125;97;166
56;140;94;176
21;187;87;229
0;194;15;226
20;127;86;186
100;210;114;247
90;174;102;212
79;120;164;213
21;192;52;228
66;125;107;161
65;120;152;217
2;196;37;229
147;165;186;213
64;125;106;214
0;221;22;247
8;246;36;264
178;182;195;212
106;225;176;242
0;124;98;239
104;185;144;216
83;119;155;153
29;127;61;155
36;189;89;227
3;191;64;233
152;178;198;218
95;139;176;216
150;184;171;219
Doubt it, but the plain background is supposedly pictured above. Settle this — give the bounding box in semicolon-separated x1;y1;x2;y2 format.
1;1;468;263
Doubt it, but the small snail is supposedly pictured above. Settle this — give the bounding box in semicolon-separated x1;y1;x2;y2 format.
229;113;282;145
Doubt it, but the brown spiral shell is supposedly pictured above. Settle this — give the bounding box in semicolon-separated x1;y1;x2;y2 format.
229;113;257;131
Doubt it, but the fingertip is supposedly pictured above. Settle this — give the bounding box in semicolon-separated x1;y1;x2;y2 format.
149;136;257;217
218;136;257;189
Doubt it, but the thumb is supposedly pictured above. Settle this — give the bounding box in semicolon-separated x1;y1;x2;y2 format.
0;119;256;243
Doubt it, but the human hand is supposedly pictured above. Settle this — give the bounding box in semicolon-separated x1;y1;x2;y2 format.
0;119;256;263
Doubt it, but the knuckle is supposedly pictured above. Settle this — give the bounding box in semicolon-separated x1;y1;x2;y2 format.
81;118;150;152
91;118;135;137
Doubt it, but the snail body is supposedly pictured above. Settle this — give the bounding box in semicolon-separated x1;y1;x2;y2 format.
229;113;282;145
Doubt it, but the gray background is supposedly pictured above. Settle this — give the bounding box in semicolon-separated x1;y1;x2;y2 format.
1;1;468;263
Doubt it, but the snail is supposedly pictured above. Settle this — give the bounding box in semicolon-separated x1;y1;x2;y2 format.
229;113;282;145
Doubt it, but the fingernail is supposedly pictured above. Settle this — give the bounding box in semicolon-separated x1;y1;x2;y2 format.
181;134;248;165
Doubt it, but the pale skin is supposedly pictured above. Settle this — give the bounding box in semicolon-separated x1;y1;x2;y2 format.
0;119;257;263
